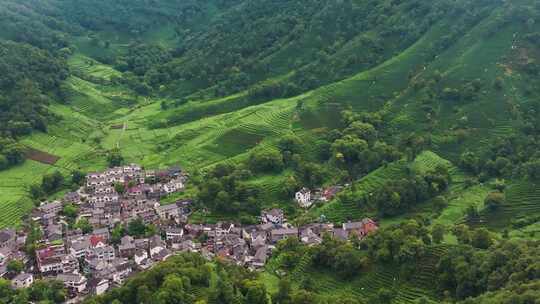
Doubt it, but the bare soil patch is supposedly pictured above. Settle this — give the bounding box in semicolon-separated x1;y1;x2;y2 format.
25;147;60;165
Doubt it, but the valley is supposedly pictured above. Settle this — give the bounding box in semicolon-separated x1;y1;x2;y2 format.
0;0;540;303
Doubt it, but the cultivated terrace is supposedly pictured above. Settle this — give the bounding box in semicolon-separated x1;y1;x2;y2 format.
1;0;540;303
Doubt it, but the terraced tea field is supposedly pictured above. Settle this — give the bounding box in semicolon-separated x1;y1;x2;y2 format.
283;246;448;304
473;182;540;229
0;161;58;227
311;160;408;223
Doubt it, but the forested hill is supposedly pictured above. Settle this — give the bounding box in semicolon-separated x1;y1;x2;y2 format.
1;0;540;303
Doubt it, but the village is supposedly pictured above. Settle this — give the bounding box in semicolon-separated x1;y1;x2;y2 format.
0;164;378;299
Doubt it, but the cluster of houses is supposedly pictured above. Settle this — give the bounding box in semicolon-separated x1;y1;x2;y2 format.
0;164;189;298
0;163;378;300
155;210;378;271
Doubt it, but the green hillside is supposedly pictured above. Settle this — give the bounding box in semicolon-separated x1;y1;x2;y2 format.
1;0;540;303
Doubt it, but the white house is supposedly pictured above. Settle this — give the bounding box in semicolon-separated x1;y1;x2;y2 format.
11;273;33;289
86;246;115;262
57;273;87;293
295;188;312;208
156;204;181;220
95;279;109;295
262;209;284;224
134;249;148;265
69;239;91;258
165;227;184;241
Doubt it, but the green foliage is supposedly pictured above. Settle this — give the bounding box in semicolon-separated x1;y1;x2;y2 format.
341;165;450;217
484;191;505;212
436;240;540;300
195;163;261;216
431;224;446;244
363;219;431;265
127;218;156;238
6;260;24;274
0;278;67;304
75;218;93;234
88;252;269;304
114;182;126;195
107;150;124;167
1;1;540;303
71;170;86;186
0;38;69;171
41;171;65;195
62;203;79;225
248;149;284;173
312;235;366;279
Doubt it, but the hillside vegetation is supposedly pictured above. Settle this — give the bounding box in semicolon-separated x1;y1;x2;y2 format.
1;0;540;302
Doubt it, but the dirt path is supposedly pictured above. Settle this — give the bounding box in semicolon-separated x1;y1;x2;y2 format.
116;121;127;149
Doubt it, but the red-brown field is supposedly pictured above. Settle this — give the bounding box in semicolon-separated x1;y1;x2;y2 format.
24;147;61;165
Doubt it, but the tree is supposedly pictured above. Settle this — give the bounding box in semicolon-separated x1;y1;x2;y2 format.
248;149;284;173
296;162;324;188
242;280;267;304
6;260;24;274
433;195;448;212
75;218;93;234
432;224;446;244
24;220;42;255
41;171;64;194
465;205;478;220
273;279;292;304
160;101;169;110
114;182;126;194
62;204;78;224
471;228;493;249
29;184;44;200
331;135;368;164
484;191;505;212
71;170;86;186
111;224;126;245
333;245;364;278
28;279;66;303
278;135;303;154
157;275;187;303
107;150;124;167
452;224;471;245
375;288;395;304
208;275;235;304
344;121;377;142
127;218;146;237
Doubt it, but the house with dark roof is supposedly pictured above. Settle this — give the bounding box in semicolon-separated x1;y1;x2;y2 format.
250;246;268;268
270;227;299;243
57;273;87;293
118;236;136;258
156;204;181;221
0;229;16;252
36;245;65;273
92;227;110;240
69;238;91;258
342;218;378;239
39;201;63;217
